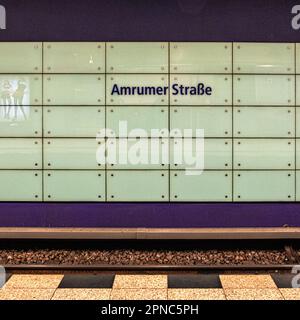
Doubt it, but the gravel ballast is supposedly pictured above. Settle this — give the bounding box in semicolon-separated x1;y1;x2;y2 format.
0;248;289;265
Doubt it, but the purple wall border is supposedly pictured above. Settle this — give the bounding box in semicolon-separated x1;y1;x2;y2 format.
1;0;300;228
0;203;299;228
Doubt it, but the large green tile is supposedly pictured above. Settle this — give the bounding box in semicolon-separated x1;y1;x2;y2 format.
234;107;294;137
0;42;42;73
44;170;105;201
44;107;105;137
234;139;294;169
234;171;294;201
43;75;104;105
234;75;294;106
0;170;42;201
44;42;105;73
171;42;232;73
44;138;102;169
234;43;294;74
107;170;168;201
107;42;168;73
0;138;42;169
170;171;232;201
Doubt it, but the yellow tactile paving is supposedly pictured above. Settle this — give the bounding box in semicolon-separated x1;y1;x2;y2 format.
4;274;64;289
51;289;111;300
225;289;283;300
0;289;55;300
168;289;226;300
113;275;168;289
110;289;167;300
279;289;300;300
220;274;277;289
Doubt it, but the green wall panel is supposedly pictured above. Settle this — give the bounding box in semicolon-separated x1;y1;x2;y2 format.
107;74;168;105
107;107;168;137
43;75;105;105
234;75;294;106
233;43;294;74
170;171;232;201
106;138;168;169
44;107;105;137
107;170;169;201
170;138;231;170
44;170;105;201
234;107;294;137
0;171;42;201
171;107;231;137
107;42;168;73
170;75;232;105
234;139;294;169
170;42;232;73
44;138;101;169
0;107;42;137
0;75;42;106
0;138;42;169
234;171;294;201
0;43;42;73
44;42;105;73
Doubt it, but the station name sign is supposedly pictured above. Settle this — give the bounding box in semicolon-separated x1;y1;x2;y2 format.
111;83;212;96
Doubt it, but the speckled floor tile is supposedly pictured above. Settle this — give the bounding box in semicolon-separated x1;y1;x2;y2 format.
0;289;55;300
113;275;168;289
168;289;225;300
52;289;111;300
110;289;167;300
225;289;283;300
280;289;300;300
4;274;64;289
220;275;277;289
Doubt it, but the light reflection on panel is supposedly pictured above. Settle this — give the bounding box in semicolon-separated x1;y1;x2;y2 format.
107;170;169;201
233;43;294;74
44;139;101;169
170;171;232;201
234;107;294;137
0;171;42;201
297;44;300;74
44;107;105;137
234;75;294;106
107;42;168;73
106;138;168;170
296;171;300;201
170;42;232;73
44;42;105;73
171;107;232;137
170;75;232;105
0;43;42;73
107;107;168;137
0;75;42;107
0;106;42;137
295;140;300;169
234;171;294;201
234;139;294;169
297;75;300;106
44;171;105;201
0;138;42;169
170;138;232;170
43;75;105;105
106;74;168;105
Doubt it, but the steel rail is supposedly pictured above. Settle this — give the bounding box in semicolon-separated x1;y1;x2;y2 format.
3;264;297;272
